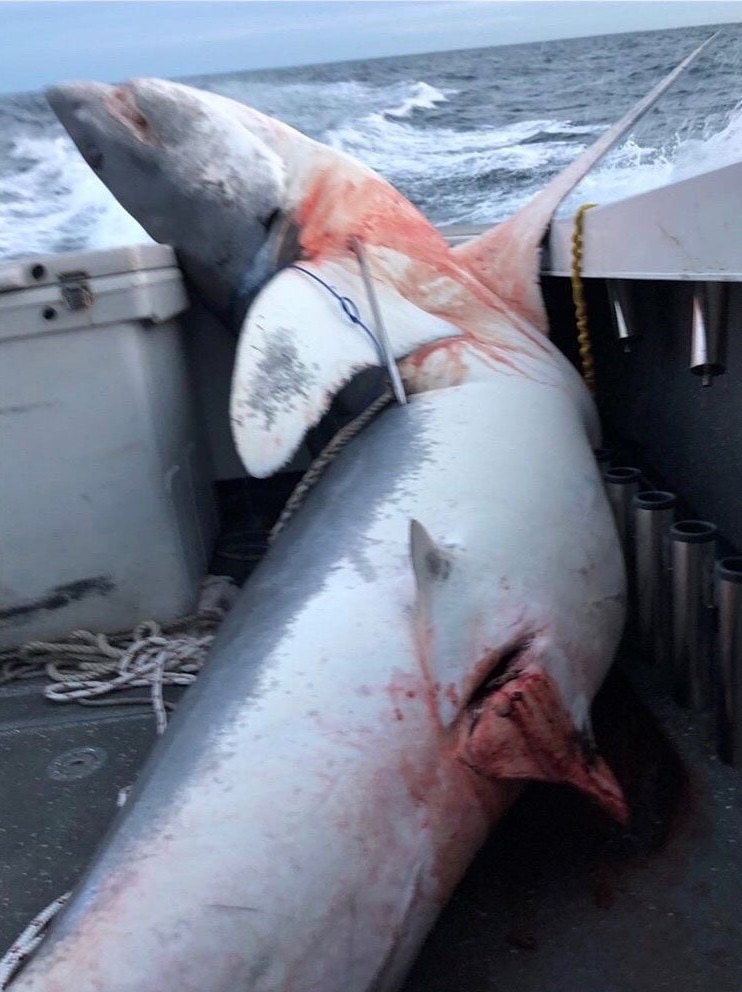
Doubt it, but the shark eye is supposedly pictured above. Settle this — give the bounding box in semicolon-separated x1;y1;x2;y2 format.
261;208;280;231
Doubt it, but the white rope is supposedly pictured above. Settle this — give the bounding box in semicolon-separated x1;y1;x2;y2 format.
270;388;392;542
0;575;238;734
0;892;70;988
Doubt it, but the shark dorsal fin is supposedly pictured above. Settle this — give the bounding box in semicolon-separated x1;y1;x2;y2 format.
455;35;717;333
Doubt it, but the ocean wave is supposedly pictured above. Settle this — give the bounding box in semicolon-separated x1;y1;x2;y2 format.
383;81;451;119
326;113;588;177
0;132;149;260
199;77;378;126
557;103;742;217
199;76;455;140
671;101;742;180
325;110;595;224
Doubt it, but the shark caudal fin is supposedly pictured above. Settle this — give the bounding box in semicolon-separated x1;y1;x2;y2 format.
454;34;718;333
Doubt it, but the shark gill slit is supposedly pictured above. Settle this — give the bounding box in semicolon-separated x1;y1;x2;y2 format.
463;640;533;719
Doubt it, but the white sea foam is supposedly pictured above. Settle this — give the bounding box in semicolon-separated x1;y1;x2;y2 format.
671;101;742;180
383;81;450;119
327;113;591;179
558;103;742;219
0;132;149;261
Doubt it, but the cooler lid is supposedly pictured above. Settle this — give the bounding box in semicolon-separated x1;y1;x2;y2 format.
0;243;178;294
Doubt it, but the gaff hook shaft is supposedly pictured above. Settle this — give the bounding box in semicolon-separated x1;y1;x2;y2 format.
350;236;407;406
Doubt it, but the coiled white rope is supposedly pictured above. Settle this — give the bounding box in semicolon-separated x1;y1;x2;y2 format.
0;575;238;735
0;892;71;988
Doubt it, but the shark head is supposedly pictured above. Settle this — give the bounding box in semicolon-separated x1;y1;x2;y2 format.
47;78;293;325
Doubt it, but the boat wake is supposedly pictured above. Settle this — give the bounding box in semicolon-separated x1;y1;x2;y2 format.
0;62;741;260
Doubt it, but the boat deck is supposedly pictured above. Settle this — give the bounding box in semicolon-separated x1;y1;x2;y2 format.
2;642;742;990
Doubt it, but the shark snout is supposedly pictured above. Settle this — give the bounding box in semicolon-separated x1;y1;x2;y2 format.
46;80;109;122
46;82;111;171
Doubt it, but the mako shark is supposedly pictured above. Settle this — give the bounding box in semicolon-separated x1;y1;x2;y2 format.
12;39;711;992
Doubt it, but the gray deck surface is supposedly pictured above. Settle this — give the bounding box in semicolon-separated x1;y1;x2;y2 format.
1;658;741;991
405;668;742;992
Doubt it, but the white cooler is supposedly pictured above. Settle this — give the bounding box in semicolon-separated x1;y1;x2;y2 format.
0;244;218;648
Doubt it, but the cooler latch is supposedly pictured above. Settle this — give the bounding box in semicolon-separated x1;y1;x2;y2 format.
58;271;93;311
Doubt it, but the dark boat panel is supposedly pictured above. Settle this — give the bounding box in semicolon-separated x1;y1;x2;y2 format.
546;276;742;553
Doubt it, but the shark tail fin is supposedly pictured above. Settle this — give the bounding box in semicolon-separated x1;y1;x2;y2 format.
454;34;717;334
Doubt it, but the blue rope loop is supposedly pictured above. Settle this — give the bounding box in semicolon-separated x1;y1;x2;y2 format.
289;264;383;363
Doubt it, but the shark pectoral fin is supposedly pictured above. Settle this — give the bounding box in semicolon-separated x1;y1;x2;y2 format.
460;669;628;823
410;520;453;592
230;257;459;478
230;264;380;478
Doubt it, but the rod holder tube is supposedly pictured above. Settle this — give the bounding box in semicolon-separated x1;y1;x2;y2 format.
607;279;641;352
671;520;717;710
690;282;728;387
634;491;676;668
605;467;642;562
716;557;742;767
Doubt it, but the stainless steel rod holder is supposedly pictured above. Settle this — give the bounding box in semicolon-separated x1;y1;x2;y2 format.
605;467;642;563
671;520;717;710
607;279;640;353
716;557;742;768
634;491;676;668
690;282;728;387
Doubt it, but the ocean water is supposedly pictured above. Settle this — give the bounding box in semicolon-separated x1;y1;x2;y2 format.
1;22;741;261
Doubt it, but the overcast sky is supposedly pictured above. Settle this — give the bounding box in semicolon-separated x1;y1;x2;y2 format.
1;1;740;94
